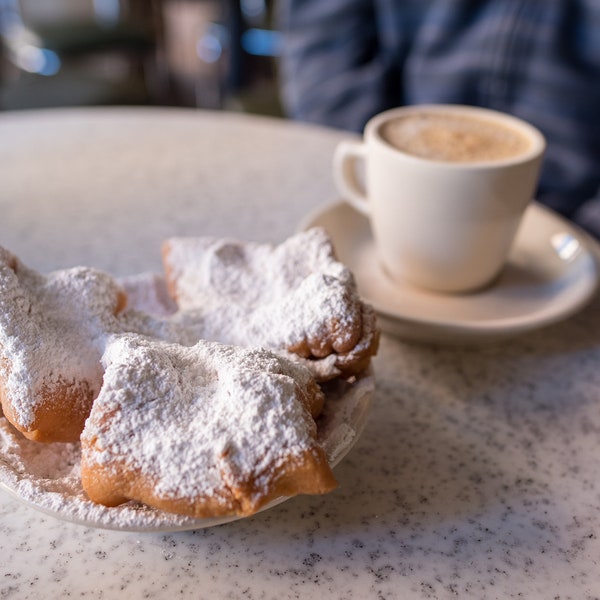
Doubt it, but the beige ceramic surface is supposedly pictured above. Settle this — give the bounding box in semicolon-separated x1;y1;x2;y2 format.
301;201;599;343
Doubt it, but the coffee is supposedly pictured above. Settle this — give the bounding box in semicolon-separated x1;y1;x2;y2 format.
380;112;531;163
334;104;545;291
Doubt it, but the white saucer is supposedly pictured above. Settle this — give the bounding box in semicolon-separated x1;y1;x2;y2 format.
300;201;599;343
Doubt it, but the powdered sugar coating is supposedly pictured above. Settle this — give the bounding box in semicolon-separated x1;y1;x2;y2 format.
81;334;334;517
173;272;360;353
118;272;178;317
0;231;377;525
0;249;194;441
162;228;379;377
0;414;197;529
0;369;374;531
166;228;354;309
0;247;124;439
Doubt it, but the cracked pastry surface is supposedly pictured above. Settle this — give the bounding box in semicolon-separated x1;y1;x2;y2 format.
80;334;336;518
162;228;379;379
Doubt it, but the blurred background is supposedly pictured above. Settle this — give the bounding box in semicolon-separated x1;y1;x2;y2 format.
0;0;282;116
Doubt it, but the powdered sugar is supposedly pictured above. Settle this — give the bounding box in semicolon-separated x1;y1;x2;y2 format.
82;335;323;506
118;272;177;317
0;229;377;528
0;228;374;438
0;414;197;529
0;249;123;433
165;228;353;310
163;228;366;357
0;369;374;531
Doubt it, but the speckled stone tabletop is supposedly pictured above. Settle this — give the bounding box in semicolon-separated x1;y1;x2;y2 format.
1;107;599;599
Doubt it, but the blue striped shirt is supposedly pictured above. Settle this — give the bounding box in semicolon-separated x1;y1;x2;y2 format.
278;0;600;237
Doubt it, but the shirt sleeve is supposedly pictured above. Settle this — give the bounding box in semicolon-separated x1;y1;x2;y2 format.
277;0;395;131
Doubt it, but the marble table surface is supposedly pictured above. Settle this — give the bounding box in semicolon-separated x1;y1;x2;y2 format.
1;107;599;599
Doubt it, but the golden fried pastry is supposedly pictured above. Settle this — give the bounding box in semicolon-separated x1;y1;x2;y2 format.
81;334;336;518
162;228;379;379
0;230;372;519
0;246;126;442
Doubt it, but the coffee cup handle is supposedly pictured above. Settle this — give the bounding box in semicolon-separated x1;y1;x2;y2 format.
333;140;371;216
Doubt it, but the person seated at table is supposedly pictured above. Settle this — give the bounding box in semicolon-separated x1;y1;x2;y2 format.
276;0;600;239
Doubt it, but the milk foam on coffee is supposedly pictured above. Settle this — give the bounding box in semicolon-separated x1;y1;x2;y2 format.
380;113;531;163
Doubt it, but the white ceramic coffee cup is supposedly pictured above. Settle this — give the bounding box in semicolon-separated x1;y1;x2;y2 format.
333;104;546;293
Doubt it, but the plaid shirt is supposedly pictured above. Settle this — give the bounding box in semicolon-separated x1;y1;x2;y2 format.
278;0;600;237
